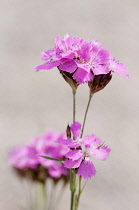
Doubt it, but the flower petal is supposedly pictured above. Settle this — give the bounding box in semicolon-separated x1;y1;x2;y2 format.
97;49;110;64
58;138;81;148
110;58;129;78
59;60;77;73
70;121;82;139
77;159;96;179
91;145;111;160
83;134;101;149
60;52;75;59
41;48;55;61
92;65;109;75
9;145;39;169
73;68;93;83
36;60;61;72
64;157;82;168
48;162;64;178
65;150;83;160
75;61;91;72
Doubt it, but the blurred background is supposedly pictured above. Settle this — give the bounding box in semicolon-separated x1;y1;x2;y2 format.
1;0;139;209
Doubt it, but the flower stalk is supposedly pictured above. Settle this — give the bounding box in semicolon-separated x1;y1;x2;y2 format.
69;90;77;210
70;169;76;210
81;93;93;138
72;90;76;123
75;176;82;210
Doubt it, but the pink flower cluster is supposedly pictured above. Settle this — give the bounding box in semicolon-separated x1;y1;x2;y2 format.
36;34;129;84
9;131;69;179
58;122;111;179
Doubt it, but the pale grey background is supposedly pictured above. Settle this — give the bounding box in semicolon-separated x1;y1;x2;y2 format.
0;0;139;209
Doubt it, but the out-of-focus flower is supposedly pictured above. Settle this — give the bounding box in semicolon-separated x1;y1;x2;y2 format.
9;145;39;169
9;130;69;183
32;130;69;179
58;122;111;179
36;34;129;85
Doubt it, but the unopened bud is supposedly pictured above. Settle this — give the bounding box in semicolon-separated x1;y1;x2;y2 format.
59;69;79;93
88;72;112;94
66;124;71;138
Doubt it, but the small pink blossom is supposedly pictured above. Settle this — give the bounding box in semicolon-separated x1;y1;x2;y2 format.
36;34;129;84
32;130;69;178
9;130;69;179
58;122;111;179
9;145;39;169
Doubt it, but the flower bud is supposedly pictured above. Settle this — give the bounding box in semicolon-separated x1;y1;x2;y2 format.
59;70;79;93
66;124;71;138
88;72;112;94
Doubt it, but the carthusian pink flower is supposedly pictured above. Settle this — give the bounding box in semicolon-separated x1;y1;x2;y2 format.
36;34;129;85
58;122;111;179
9;130;69;181
9;145;39;169
32;130;69;178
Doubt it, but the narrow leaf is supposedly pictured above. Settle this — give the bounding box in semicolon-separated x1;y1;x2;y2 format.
37;155;63;162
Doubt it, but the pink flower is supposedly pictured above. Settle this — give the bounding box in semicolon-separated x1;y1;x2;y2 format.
32;130;69;178
9;145;39;169
9;131;69;179
36;34;129;84
58;122;111;179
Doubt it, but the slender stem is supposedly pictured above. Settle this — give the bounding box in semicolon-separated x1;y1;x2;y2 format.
69;90;77;210
81;93;93;138
70;170;76;210
75;177;82;210
78;176;81;197
72;90;76;123
71;190;75;210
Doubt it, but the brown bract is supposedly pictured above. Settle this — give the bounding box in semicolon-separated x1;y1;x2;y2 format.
88;72;112;94
59;69;79;93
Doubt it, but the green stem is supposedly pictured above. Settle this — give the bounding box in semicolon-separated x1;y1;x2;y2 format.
70;170;76;210
75;177;82;210
72;90;76;123
78;176;82;197
81;93;93;138
69;90;77;210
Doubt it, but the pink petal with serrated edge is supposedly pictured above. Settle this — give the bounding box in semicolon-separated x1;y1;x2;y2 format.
77;159;96;179
92;65;109;75
41;48;55;61
83;134;101;149
91;145;111;160
36;60;60;71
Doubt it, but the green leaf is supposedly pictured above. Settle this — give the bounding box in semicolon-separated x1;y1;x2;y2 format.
37;155;63;162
